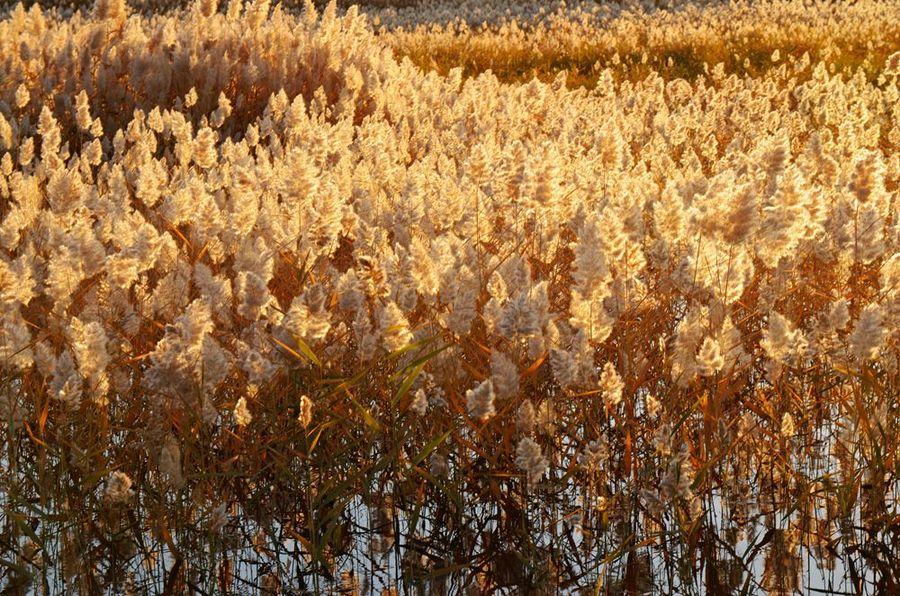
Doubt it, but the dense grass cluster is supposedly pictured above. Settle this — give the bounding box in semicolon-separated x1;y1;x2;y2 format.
373;0;900;86
0;0;898;593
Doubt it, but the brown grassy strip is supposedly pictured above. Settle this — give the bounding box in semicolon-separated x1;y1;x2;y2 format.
388;32;900;86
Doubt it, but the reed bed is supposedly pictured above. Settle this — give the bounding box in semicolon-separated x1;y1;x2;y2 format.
0;0;898;593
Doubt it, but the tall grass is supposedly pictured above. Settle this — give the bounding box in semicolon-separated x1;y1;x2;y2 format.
0;0;897;593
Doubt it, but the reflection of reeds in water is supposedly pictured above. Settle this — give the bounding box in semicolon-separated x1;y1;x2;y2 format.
1;404;897;592
8;378;895;593
762;527;801;596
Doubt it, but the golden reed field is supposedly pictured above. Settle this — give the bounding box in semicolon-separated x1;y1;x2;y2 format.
0;0;898;593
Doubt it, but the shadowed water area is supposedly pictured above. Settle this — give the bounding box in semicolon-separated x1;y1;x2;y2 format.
2;367;898;593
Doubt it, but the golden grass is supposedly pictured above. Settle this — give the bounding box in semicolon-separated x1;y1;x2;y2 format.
387;31;900;86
